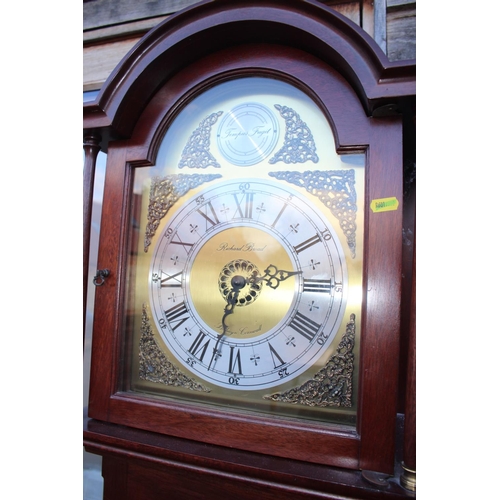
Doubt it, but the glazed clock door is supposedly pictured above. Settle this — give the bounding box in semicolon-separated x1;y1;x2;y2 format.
89;42;404;474
124;76;362;427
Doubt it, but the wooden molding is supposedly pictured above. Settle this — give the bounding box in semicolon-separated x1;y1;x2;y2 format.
84;417;414;499
83;0;415;143
83;1;386;91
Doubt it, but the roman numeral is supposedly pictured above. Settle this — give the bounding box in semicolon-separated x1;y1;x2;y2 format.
268;343;286;368
228;346;243;374
233;192;254;219
169;234;194;253
303;278;331;293
197;201;220;227
164;301;190;331
160;270;183;287
294;234;322;254
188;331;211;362
289;311;321;342
271;203;287;228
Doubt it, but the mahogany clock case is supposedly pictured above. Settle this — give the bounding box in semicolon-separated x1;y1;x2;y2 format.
84;0;416;491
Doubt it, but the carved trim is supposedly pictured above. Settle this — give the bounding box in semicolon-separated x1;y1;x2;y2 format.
139;304;211;392
144;173;222;252
178;111;223;169
263;313;356;407
269;169;357;258
269;104;319;164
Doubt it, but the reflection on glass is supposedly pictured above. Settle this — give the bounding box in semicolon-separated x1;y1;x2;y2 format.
84;150;107;500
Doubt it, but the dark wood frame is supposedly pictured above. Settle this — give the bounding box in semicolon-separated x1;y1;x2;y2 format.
84;0;415;492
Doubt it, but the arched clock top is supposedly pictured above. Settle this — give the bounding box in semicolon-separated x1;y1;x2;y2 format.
83;0;415;144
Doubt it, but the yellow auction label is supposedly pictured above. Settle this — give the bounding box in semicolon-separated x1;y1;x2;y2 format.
370;197;399;213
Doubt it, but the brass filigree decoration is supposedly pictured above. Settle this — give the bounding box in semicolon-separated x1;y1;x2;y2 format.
269;169;357;258
269;104;319;164
139;304;211;392
179;111;223;169
263;314;356;407
144;173;222;252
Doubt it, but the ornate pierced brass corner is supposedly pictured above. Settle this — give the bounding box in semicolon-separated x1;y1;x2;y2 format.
269;169;357;258
269;104;319;164
263;313;355;407
144;173;222;252
139;304;211;392
179;111;223;169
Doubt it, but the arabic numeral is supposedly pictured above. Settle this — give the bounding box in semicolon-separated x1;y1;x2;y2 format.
316;332;328;345
278;367;289;378
228;376;240;385
158;318;167;329
187;357;196;367
239;182;250;192
321;228;332;241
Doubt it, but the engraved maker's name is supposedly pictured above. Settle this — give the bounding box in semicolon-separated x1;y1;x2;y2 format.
217;242;267;252
223;126;271;140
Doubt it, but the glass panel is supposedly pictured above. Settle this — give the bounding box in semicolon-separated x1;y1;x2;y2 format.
83;89;100;103
123;77;364;426
84;150;106;500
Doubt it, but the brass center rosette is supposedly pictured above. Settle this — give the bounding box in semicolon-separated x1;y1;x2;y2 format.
218;259;263;306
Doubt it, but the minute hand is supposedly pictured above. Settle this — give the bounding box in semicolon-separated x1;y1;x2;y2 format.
248;264;302;289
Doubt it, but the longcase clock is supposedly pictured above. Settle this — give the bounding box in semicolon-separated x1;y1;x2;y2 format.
83;1;416;498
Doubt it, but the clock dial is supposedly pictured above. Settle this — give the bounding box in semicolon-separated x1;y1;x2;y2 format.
149;180;347;390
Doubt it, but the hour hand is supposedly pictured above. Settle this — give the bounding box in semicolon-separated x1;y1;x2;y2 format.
221;288;239;337
220;275;246;337
248;264;302;289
